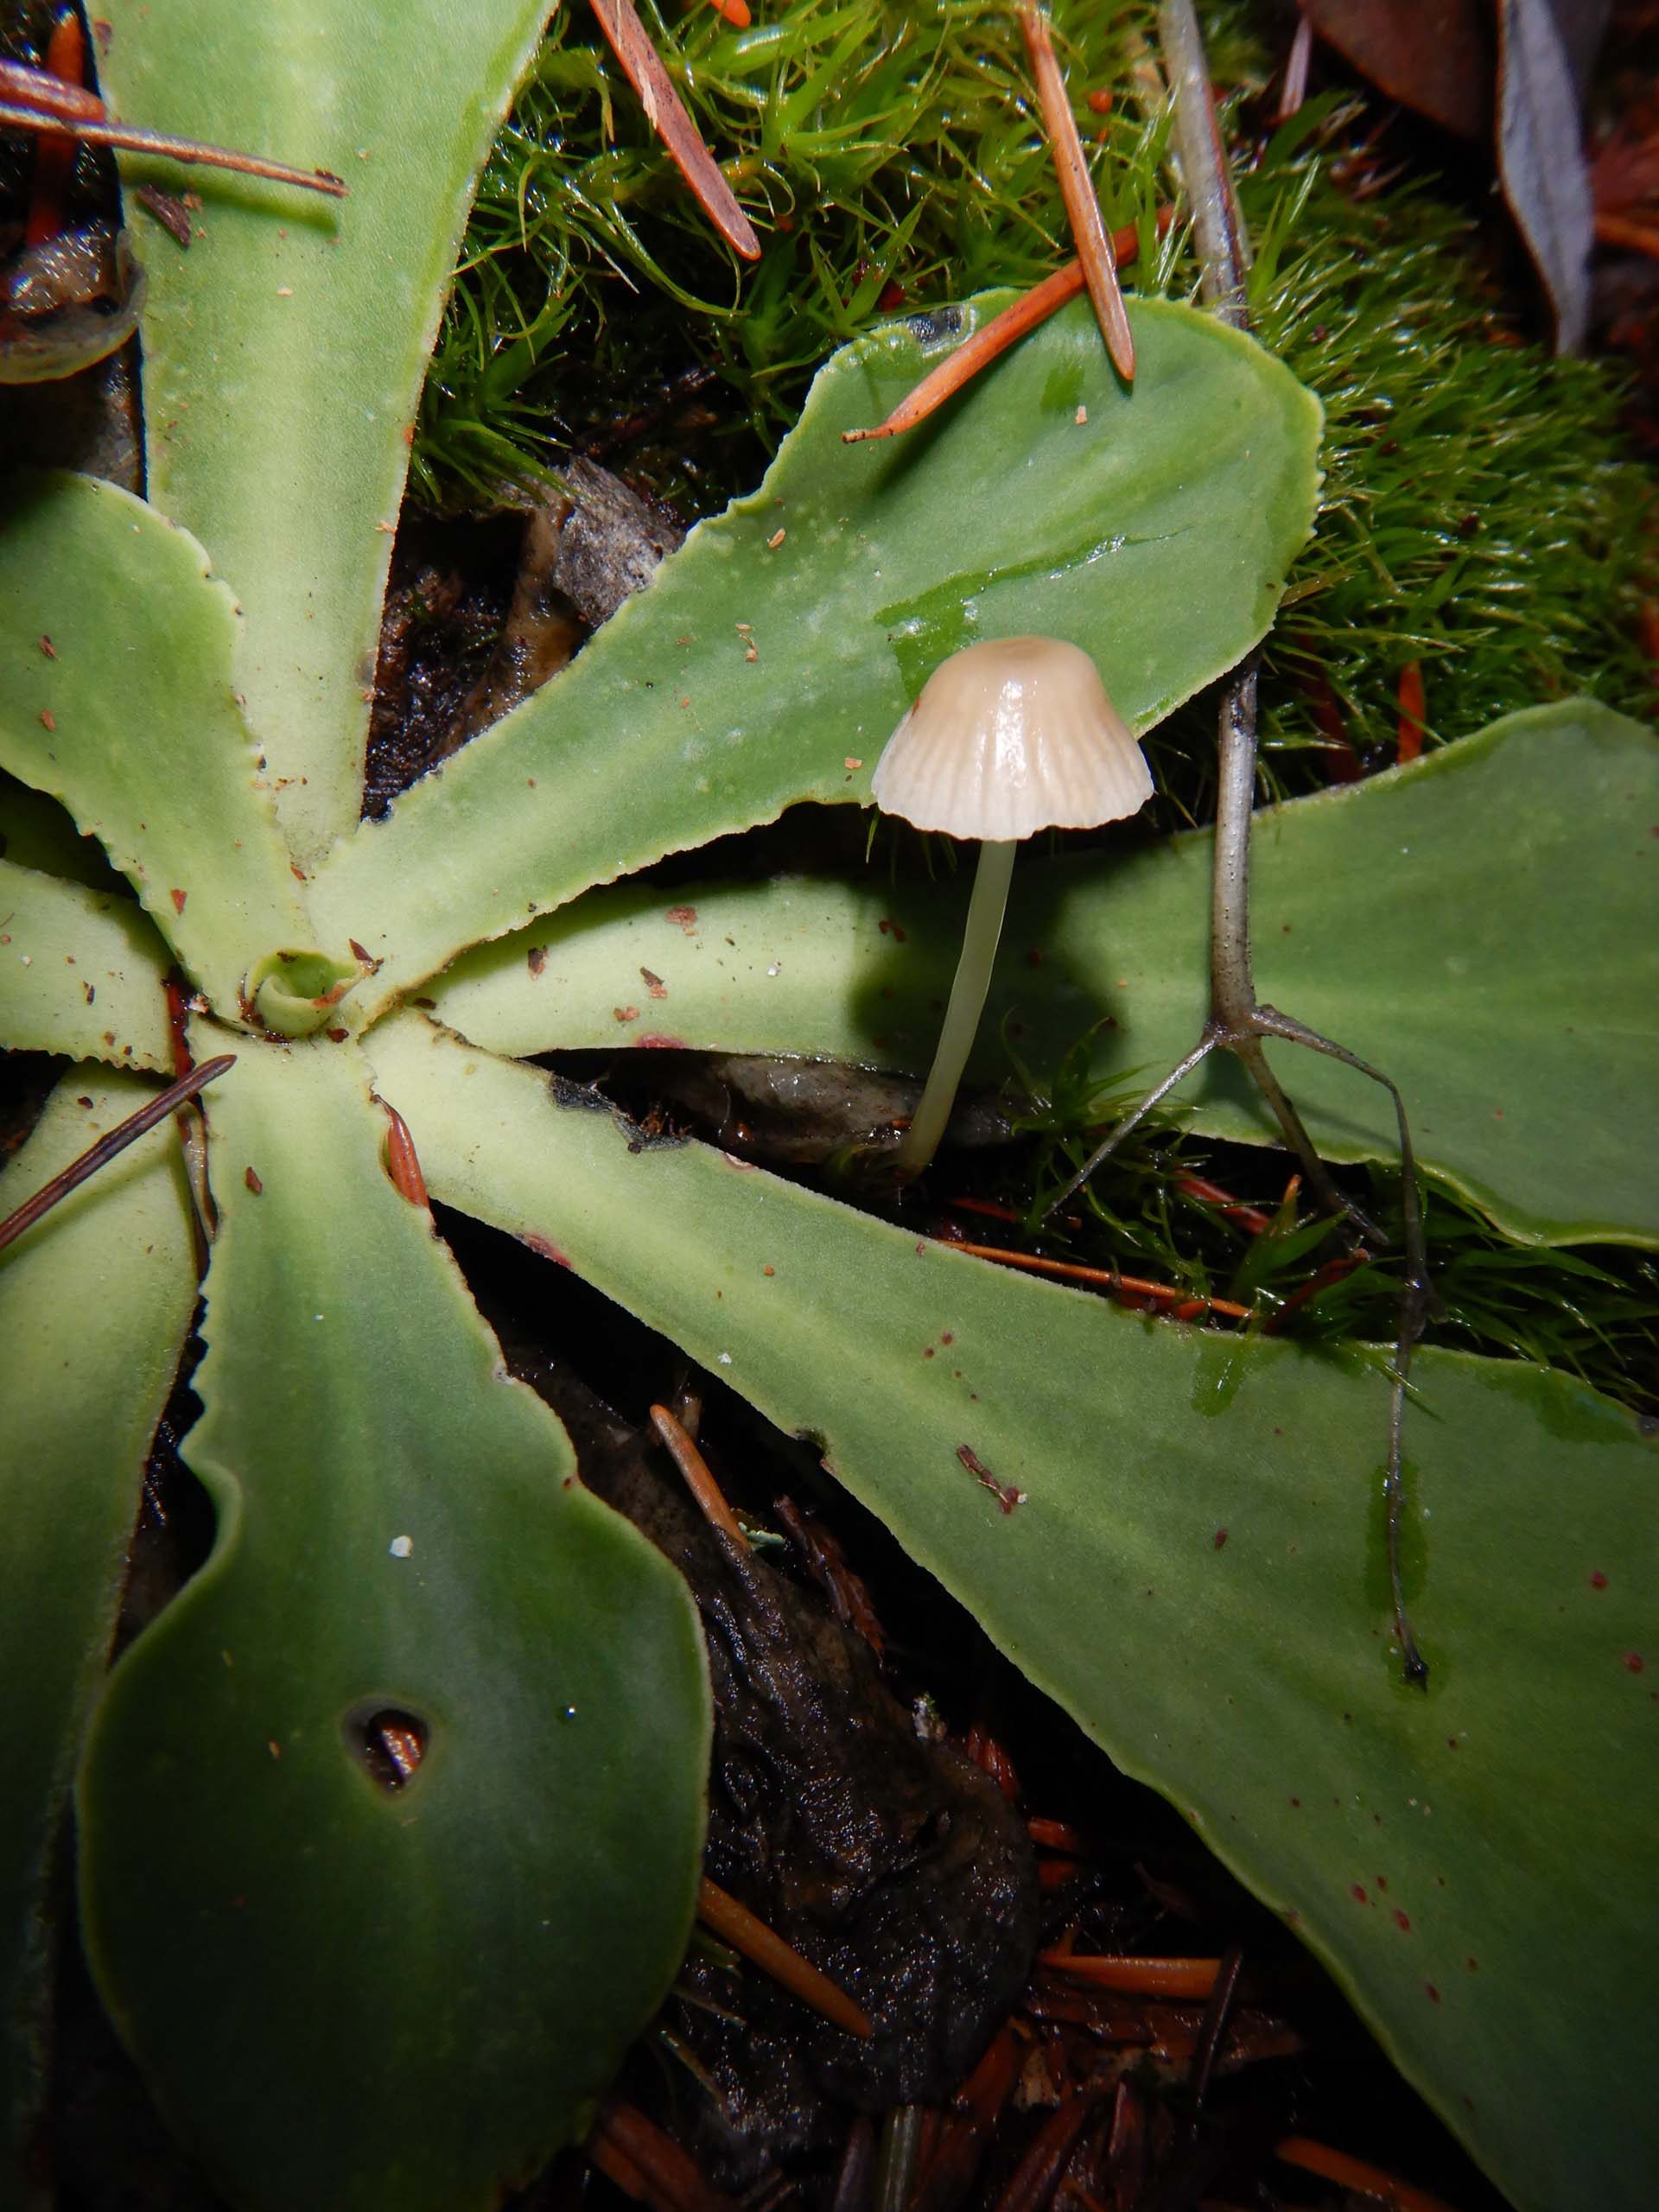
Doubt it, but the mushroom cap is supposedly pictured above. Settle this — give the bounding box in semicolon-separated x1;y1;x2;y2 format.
870;635;1154;841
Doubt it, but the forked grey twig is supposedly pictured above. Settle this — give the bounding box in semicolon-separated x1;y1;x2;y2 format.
1047;0;1433;1686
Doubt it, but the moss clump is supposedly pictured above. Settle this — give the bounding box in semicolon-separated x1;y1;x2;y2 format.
415;0;1652;785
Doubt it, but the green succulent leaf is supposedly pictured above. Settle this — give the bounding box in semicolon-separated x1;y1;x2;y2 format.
426;699;1659;1248
0;474;310;1011
0;1074;195;2194
98;0;557;870
77;1035;709;2212
0;772;129;894
366;1009;1659;2212
312;296;1323;1019
0;860;173;1071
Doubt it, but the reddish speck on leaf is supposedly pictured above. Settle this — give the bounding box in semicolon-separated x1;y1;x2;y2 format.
1426;1984;1441;2005
1466;1956;1479;1971
1376;1875;1388;1890
1394;1910;1412;1931
877;918;907;941
666;906;698;932
1213;1529;1229;1549
877;278;906;312
1590;1570;1608;1589
613;1005;640;1024
1087;87;1112;112
39;635;55;658
923;1346;935;1358
325;1027;348;1043
1289;1797;1300;1808
639;1033;686;1050
39;709;54;731
245;1166;263;1195
169;887;187;914
762;1264;774;1276
940;1332;954;1344
641;966;667;999
1623;1652;1645;1673
528;945;546;977
523;1233;573;1269
381;1104;428;1207
1351;1885;1369;1904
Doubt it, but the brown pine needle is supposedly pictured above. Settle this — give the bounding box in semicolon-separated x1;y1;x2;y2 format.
0;92;345;197
650;1403;751;1551
948;1241;1249;1320
841;211;1166;444
0;1054;236;1256
697;1877;874;2039
593;2101;737;2212
1274;2135;1461;2212
588;0;760;261
588;2133;658;2209
1018;6;1135;379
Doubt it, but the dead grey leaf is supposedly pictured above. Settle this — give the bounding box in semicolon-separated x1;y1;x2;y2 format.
1497;0;1596;351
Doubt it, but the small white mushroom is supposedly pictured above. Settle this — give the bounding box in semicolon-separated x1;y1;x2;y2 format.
871;636;1153;1176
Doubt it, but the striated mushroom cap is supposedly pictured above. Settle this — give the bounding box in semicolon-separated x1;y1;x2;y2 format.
871;635;1154;841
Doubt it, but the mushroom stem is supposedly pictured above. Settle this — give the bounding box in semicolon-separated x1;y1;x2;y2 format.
896;839;1018;1178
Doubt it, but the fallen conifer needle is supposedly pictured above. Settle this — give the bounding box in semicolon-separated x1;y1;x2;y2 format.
0;71;344;196
1019;6;1135;379
650;1402;751;1551
949;1241;1249;1319
697;1877;874;2039
0;1054;236;1256
1039;1949;1221;1998
841;210;1166;444
1274;2135;1460;2212
588;0;760;261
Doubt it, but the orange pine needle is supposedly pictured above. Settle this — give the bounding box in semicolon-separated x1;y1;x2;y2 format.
1396;659;1427;764
650;1403;751;1551
379;1103;429;1208
1027;1816;1089;1853
1274;2135;1461;2212
24;11;86;248
594;2102;737;2212
588;2133;658;2209
1039;1950;1221;1999
589;0;760;260
1594;210;1659;260
949;1241;1249;1320
697;1878;874;2038
1018;6;1134;380
842;210;1166;443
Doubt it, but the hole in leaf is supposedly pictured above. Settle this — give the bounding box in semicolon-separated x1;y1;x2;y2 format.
344;1704;429;1792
